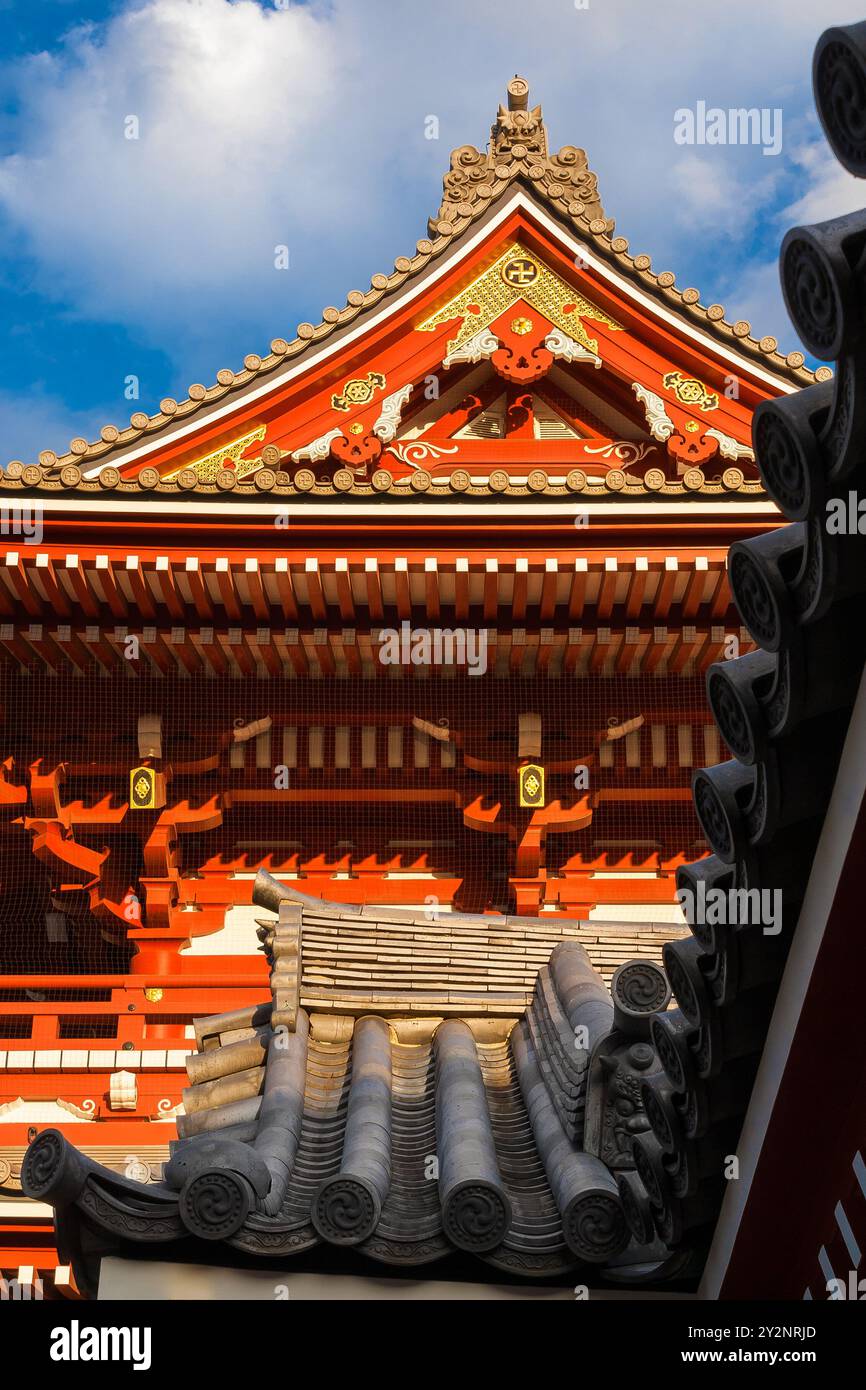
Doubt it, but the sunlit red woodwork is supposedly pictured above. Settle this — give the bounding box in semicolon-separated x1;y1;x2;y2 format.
1;74;820;1283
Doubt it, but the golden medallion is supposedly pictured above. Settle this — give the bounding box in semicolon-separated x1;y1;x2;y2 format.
519;763;546;808
663;372;718;412
331;372;386;412
129;765;165;810
502;256;539;288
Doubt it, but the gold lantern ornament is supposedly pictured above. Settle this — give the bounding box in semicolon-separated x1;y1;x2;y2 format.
129;765;166;810
518;763;545;809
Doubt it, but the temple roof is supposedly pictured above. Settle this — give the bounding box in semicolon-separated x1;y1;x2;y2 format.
23;872;689;1294
11;78;828;482
12;21;866;1304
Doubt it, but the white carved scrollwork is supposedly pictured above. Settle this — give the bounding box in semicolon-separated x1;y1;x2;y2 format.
632;383;675;441
442;328;500;369
291;427;341;463
544;328;601;368
373;383;415;442
386;441;460;469
584;441;656;465
705;427;754;461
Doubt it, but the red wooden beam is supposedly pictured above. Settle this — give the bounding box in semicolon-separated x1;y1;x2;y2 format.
274;558;299;621
512;559;528;624
2;553;42;618
483;559;499;623
213;558;242;621
539;558;557;623
184;556;212;621
124;557;157;621
304;559;328;623
394;558;411;620
334;559;355;623
312;630;336;677
567;558;588;620
139;629;175;677
244;558;270;623
643;629;669;675
710;563;734;620
682;556;709;620
596;557;618;620
34;555;72;618
194;628;229;676
625;556;649;620
94;554;128;620
154;555;186;622
654;556;679;619
424;558;440;622
364;558;383;624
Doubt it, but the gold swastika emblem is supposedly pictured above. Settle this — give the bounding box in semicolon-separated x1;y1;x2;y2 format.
502;257;539;288
417;241;623;359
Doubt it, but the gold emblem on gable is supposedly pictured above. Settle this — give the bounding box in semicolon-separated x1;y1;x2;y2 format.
417;242;622;359
663;372;718;412
519;763;546;808
502;256;539;288
331;372;386;412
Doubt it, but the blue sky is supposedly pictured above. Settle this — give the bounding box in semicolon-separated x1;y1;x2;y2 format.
1;0;864;464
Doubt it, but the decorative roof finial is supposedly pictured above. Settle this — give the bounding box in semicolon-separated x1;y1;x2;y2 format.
491;77;547;158
507;76;530;111
429;77;609;242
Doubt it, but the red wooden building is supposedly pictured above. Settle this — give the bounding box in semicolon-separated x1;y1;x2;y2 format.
1;76;830;1297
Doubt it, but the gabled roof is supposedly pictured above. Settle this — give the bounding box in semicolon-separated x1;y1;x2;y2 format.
9;78;829;483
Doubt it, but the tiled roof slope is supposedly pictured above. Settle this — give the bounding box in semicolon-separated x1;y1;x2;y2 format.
619;19;866;1267
284;889;685;1016
13;79;823;477
23;872;693;1296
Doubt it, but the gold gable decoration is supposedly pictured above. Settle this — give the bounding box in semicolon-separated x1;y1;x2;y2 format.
163;426;267;484
417;243;623;358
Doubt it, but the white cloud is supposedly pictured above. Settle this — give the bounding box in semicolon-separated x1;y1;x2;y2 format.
0;0;345;331
668;154;778;238
782;138;866;225
3;0;866;450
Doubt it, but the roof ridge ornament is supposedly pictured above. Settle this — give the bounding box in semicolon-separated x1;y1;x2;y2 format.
492;76;549;159
431;76;608;237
